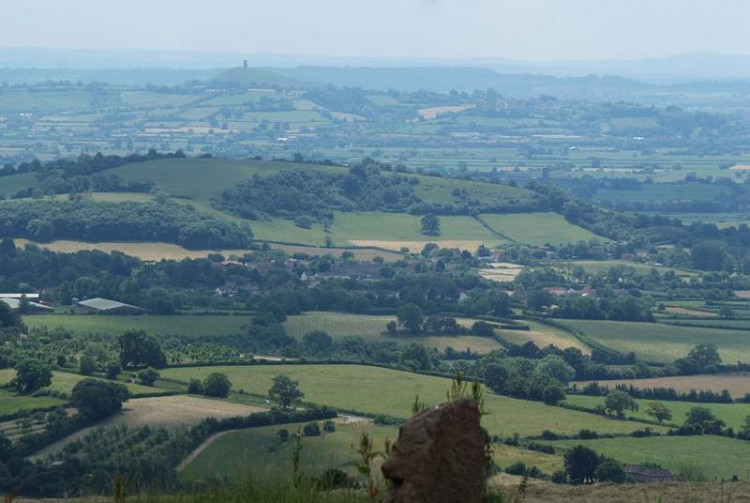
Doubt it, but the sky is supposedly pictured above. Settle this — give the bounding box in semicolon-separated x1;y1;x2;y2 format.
2;0;750;62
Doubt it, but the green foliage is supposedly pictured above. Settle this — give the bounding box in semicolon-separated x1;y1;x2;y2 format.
269;374;305;409
645;402;672;423
564;445;600;484
604;390;639;418
203;372;231;398
396;303;424;333
78;355;97;376
118;330;167;369
137;367;160;386
420;213;441;236
70;378;130;420
12;359;52;394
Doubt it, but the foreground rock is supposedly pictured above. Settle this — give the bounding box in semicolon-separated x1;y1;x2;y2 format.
381;398;485;503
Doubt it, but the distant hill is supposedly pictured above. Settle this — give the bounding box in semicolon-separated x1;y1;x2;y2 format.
212;65;652;98
212;67;312;88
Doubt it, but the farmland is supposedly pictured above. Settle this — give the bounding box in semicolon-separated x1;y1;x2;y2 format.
478;213;601;245
181;422;396;482
564;394;750;430
161;364;664;437
23;314;255;338
284;311;502;353
558;319;750;363
0;369;160;397
0;388;66;417
545;436;750;481
572;374;750;398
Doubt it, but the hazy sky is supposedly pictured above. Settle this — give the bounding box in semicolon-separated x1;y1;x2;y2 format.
2;0;750;61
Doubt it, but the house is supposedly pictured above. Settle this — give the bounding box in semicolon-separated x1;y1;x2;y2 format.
76;298;143;314
625;465;674;483
0;297;53;313
0;293;41;300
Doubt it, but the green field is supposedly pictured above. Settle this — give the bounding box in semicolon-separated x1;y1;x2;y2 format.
0;172;39;197
479;213;600;245
564;394;750;430
24;314;255;337
558;319;750;363
0;388;66;416
546;436;750;481
181;422;397;482
563;259;698;278
108;158;344;201
284;312;503;353
161;364;664;437
498;320;591;354
0;369;160;397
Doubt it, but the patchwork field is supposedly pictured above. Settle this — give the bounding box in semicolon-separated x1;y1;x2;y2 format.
545;436;750;481
181;421;396;482
558;319;750;363
572;374;750;398
564;394;750;430
478;213;600;245
564;259;698;278
161;364;665;437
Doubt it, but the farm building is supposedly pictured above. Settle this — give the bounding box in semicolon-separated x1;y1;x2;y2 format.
625;465;674;483
76;298;143;314
0;297;53;313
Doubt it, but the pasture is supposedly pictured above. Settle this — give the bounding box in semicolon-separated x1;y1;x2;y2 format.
498;320;591;354
0;388;66;417
181;422;396;482
572;374;750;398
558;319;750;363
564;394;750;430
0;369;159;397
479;213;600;245
284;311;504;353
545;436;750;481
161;364;665;437
563;259;697;278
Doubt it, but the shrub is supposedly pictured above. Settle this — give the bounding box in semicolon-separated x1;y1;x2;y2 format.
137;367;159;386
78;356;96;376
303;422;321;437
187;379;204;395
505;462;527;476
323;420;336;433
203;373;231;398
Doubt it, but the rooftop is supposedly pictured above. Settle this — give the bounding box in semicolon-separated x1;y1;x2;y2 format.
77;297;142;311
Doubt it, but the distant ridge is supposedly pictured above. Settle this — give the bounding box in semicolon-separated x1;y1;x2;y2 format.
212;67;312;88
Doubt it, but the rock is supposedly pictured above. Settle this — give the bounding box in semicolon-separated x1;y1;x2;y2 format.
381;398;486;503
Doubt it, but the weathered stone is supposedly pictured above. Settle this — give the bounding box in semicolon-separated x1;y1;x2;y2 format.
381;398;486;503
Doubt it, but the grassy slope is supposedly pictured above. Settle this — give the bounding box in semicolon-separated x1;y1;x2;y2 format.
0;172;38;197
182;422;396;482
0;388;66;416
0;369;159;396
564;394;750;430
285;311;503;353
24;314;254;337
480;213;601;246
547;436;750;480
559;319;750;363
161;364;663;437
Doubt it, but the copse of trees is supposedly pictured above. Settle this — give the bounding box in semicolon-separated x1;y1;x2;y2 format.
269;375;304;409
12;359;52;394
118;330;167;369
70;378;130;420
0;200;251;249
